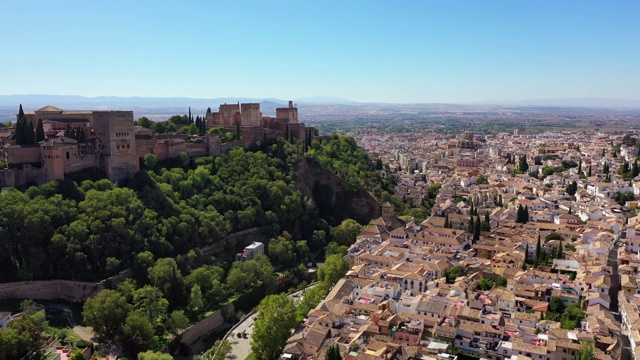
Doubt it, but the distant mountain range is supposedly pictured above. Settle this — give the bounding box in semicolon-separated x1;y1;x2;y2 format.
480;97;640;109
1;95;639;121
2;94;639;108
0;95;288;111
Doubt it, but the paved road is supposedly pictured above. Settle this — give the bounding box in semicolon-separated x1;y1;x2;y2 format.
226;312;258;360
223;286;310;360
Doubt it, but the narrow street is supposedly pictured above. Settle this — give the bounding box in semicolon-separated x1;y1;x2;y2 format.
609;246;630;360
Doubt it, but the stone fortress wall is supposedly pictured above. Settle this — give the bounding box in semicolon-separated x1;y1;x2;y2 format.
2;101;314;188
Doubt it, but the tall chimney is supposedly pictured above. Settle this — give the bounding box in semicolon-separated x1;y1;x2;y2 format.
289;101;293;108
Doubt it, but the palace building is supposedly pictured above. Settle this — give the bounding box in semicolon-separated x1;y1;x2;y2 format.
1;101;312;188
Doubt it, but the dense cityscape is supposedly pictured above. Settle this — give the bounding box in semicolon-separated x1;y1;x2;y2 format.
0;100;639;360
2;1;640;360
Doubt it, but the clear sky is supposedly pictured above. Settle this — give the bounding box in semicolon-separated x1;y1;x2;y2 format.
1;0;639;103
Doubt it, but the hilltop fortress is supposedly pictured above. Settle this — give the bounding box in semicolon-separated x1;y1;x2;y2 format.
0;101;310;187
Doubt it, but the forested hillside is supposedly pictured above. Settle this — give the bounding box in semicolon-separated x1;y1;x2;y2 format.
0;139;326;282
0;135;396;357
306;134;435;221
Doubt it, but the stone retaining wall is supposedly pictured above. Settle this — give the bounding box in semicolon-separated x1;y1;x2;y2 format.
0;280;102;302
180;303;235;346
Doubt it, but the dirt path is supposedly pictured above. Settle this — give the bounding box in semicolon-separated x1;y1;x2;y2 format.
72;325;95;342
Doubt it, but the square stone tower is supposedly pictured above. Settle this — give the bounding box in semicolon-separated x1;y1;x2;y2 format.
276;101;298;124
91;111;139;182
219;104;240;126
240;103;261;126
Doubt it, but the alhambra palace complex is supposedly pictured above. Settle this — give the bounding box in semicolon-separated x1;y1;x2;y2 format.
0;101;309;187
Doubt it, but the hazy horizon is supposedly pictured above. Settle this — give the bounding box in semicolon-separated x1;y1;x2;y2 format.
1;94;640;109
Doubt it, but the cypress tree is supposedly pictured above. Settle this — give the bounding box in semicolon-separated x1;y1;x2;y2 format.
557;240;563;259
578;159;582;174
235;121;240;140
473;214;481;242
15;104;26;145
36;118;45;142
519;155;529;172
516;204;523;223
444;213;450;228
588;165;592;177
326;344;342;360
25;121;35;144
633;158;639;177
188;106;192;123
15;118;24;145
481;211;490;231
77;127;86;143
524;205;529;224
468;212;474;232
534;234;541;267
524;243;529;265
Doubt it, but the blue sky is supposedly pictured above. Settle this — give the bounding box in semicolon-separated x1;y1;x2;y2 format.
1;0;639;103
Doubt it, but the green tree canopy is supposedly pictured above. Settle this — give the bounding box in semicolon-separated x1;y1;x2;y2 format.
318;254;349;287
251;293;297;360
166;310;190;335
133;284;169;325
446;265;466;283
545;232;564;241
268;235;296;267
136;116;154;129
326;344;343;360
82;289;132;341
138;350;174;360
579;341;595;360
0;300;47;360
330;219;363;246
122;311;155;354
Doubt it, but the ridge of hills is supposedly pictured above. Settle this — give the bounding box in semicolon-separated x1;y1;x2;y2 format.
1;94;640;111
2;94;639;123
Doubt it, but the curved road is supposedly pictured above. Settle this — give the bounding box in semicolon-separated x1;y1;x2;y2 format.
222;286;310;360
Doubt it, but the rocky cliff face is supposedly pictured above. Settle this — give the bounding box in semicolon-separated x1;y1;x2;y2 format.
295;157;380;225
